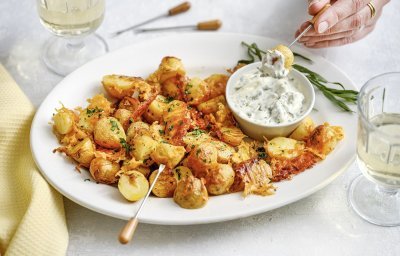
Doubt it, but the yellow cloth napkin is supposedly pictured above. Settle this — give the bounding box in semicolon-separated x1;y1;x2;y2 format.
0;64;68;256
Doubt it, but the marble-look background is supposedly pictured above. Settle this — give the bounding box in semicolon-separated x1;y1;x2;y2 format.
1;0;399;255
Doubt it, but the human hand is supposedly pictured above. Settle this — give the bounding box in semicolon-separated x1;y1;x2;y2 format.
295;0;390;48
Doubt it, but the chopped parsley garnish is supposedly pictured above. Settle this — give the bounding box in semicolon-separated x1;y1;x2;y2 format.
258;152;267;158
192;129;205;136
110;119;119;131
86;107;103;117
120;138;131;153
159;129;165;135
164;96;174;103
175;169;182;180
168;125;174;131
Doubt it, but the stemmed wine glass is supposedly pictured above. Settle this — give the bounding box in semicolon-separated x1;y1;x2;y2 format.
349;72;400;226
36;0;108;76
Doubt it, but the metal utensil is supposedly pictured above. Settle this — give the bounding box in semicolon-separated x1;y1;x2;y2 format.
111;2;191;37
289;4;331;47
135;19;222;33
118;164;166;244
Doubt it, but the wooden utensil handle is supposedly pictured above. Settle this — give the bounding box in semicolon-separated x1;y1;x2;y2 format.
310;4;331;24
197;19;222;30
169;1;191;16
119;217;139;244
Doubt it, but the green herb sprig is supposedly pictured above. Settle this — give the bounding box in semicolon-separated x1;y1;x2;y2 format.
238;41;358;112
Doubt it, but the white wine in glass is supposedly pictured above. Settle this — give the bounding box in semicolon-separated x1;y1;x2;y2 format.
349;72;400;227
36;0;108;76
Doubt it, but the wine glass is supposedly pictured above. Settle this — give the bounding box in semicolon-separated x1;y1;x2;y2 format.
349;72;400;226
36;0;108;76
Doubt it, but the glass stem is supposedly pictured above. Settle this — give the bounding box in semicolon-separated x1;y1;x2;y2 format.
66;37;85;51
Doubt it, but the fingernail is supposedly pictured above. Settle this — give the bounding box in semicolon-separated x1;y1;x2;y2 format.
308;0;321;7
318;21;329;33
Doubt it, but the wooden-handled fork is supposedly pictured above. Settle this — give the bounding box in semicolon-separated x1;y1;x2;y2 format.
118;164;166;244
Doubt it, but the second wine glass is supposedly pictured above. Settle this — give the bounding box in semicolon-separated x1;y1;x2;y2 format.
36;0;108;76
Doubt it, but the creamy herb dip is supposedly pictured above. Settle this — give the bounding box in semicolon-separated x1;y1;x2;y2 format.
231;53;305;125
261;49;289;78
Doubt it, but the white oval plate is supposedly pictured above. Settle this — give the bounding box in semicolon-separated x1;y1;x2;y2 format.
30;33;357;225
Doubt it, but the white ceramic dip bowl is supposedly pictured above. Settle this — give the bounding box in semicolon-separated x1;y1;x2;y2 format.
226;61;315;140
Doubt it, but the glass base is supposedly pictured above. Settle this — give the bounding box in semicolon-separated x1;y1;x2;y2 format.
42;34;108;76
349;174;400;226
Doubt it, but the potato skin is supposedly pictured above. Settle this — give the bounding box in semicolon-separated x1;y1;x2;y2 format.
174;176;208;209
149;169;177;198
204;74;228;99
114;108;132;132
150;142;186;169
186;143;218;179
89;157;120;184
143;95;169;124
102;75;152;101
65;137;95;167
126;121;150;143
118;171;149;202
206;164;235;195
94;117;126;149
131;135;158;165
53;107;76;135
289;116;315;141
185;77;210;105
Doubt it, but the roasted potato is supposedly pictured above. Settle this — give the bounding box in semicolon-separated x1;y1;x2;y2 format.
186;142;218;178
289;116;315;141
149;169;177;198
230;159;274;196
157;56;186;83
59;137;95;167
231;139;258;165
163;100;191;145
149;122;165;142
306;123;344;158
94;117;126;149
173;166;193;181
53;107;76;135
131;135;158;165
114;108;132;132
89;157;120;184
143;95;169;123
185;77;210;105
183;131;234;164
266;137;305;159
121;160;151;178
118;171;149;201
174;176;208;209
197;95;226;114
126;121;151;143
216;126;246;147
206;164;235;195
204;74;229;99
102;75;153;101
150;142;186;169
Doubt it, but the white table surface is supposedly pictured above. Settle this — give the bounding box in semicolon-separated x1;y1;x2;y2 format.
2;0;400;255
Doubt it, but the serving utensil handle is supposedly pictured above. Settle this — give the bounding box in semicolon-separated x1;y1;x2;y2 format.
197;19;222;30
169;1;191;16
119;217;139;244
310;4;331;24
